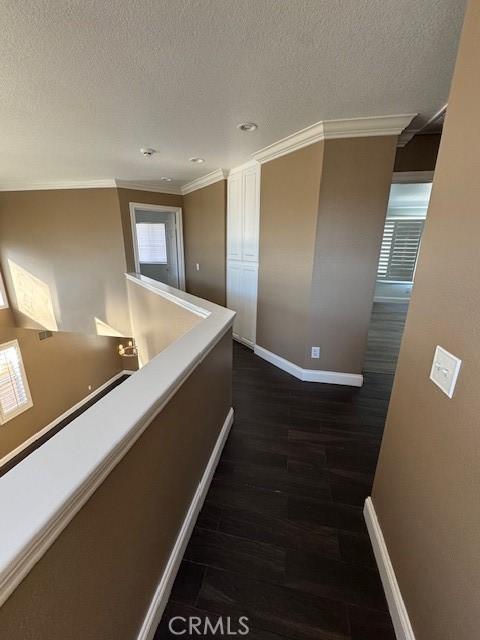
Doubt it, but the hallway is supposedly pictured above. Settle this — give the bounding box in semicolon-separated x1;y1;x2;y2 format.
156;343;395;639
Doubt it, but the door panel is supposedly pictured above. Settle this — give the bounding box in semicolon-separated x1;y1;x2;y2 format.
227;261;243;338
240;263;258;345
227;172;243;260
242;165;260;262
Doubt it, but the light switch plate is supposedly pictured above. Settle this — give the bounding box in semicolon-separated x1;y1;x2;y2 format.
429;345;462;398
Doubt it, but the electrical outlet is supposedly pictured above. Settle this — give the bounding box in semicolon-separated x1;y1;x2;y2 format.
311;346;320;359
195;263;200;271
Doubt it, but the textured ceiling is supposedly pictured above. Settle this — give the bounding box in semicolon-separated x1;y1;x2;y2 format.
0;0;466;187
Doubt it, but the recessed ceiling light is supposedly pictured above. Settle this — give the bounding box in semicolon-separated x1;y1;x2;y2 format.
160;176;172;182
140;148;156;157
237;122;258;132
189;157;205;164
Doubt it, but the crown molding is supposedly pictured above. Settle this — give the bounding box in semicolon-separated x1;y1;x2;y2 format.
252;121;325;164
228;159;260;176
0;179;117;192
180;169;226;195
392;171;434;184
114;180;182;195
397;129;419;147
252;114;416;164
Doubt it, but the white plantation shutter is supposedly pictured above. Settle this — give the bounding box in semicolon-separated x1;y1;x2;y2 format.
136;222;167;263
0;341;32;423
377;219;424;282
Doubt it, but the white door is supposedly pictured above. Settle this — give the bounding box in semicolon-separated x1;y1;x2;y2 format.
240;263;258;345
242;165;260;262
227;261;243;338
130;205;185;289
227;172;243;260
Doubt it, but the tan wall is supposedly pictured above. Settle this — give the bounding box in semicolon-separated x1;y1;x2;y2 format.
183;181;227;306
0;189;131;336
306;136;396;372
0;327;124;460
394;133;441;172
257;143;324;366
0;331;232;640
116;188;183;273
372;2;479;639
126;278;202;364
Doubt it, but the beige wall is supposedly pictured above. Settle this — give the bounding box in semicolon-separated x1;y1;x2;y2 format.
0;327;125;460
0;266;14;328
116;188;183;273
0;189;131;336
126;278;202;364
394;133;441;172
183;181;227;306
257;143;324;366
0;331;232;640
257;136;395;374
372;2;479;639
306;136;396;372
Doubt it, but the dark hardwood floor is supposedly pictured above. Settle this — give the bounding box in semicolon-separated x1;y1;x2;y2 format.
364;301;409;374
156;343;396;640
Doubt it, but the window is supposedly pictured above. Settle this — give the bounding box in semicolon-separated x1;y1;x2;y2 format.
0;272;8;309
136;222;167;264
377;218;425;283
0;340;33;424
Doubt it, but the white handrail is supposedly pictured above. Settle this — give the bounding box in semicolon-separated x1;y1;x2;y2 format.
0;274;234;607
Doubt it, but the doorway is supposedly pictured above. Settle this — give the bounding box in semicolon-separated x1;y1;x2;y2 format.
364;174;433;374
129;203;185;290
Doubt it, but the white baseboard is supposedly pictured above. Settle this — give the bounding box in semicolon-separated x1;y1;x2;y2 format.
137;407;234;640
0;370;133;470
364;498;415;640
233;334;254;349
253;345;363;387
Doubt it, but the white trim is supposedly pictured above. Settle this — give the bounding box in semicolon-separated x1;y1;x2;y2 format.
252;115;416;164
228;159;259;177
0;180;117;192
125;273;208;319
129;203;186;291
0;370;132;470
0;276;234;609
374;297;410;304
0;339;33;424
137;407;234;640
233;334;254;349
364;498;416;640
115;181;182;196
0;272;9;310
254;345;363;387
180;169;226;195
392;171;434;184
0;180;184;194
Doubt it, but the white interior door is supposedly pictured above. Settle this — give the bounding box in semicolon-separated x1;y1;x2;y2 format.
227;261;243;338
240;263;258;345
242;165;260;262
227;172;243;260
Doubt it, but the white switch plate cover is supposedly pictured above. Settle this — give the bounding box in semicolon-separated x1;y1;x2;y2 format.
311;346;320;359
429;345;462;398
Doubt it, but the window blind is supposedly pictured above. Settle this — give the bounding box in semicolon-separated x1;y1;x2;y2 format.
0;342;30;421
377;219;424;282
136;222;167;264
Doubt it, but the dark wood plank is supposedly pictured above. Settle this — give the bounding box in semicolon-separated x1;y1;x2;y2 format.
157;341;396;640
